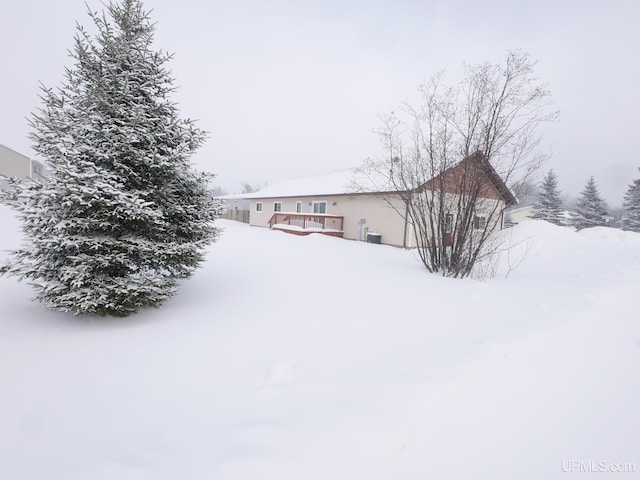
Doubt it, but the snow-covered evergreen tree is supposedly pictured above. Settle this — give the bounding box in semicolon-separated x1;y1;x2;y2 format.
621;168;640;232
0;0;223;316
531;169;565;226
573;176;608;230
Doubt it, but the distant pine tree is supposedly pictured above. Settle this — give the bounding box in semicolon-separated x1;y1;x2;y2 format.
621;168;640;232
573;176;608;230
531;169;565;226
0;0;223;316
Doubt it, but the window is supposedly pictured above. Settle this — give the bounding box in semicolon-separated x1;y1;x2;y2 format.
256;202;263;212
273;202;282;212
296;201;302;213
473;215;487;230
313;201;327;214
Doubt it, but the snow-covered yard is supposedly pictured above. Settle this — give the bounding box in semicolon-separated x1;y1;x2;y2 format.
1;204;639;479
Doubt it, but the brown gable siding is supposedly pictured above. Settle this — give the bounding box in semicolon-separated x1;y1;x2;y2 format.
420;151;517;205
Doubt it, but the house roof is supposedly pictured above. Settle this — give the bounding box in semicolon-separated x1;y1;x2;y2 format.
245;151;518;205
467;151;518;206
216;193;251;200
0;143;30;160
506;205;534;214
242;169;384;199
418;151;518;206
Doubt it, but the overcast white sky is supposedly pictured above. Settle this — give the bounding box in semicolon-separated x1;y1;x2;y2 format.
2;0;639;204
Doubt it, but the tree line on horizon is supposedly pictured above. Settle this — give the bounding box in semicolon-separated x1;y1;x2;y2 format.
529;168;640;231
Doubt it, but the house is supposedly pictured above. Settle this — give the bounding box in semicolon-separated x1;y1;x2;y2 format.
244;152;518;247
0;143;48;189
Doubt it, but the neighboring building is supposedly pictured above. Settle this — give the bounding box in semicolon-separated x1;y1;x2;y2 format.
504;205;535;227
0;144;31;188
505;204;582;229
218;194;251;223
0;143;49;189
245;152;517;247
30;159;48;184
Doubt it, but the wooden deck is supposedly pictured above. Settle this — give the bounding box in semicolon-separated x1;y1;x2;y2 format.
268;213;344;237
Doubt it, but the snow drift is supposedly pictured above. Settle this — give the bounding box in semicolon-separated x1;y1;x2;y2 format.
1;204;639;479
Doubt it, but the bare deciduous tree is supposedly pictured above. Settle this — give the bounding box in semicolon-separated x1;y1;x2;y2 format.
356;50;557;278
211;186;228;197
241;182;257;194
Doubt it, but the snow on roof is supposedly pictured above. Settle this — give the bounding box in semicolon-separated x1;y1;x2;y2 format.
243;169;390;199
242;152;516;203
0;143;30;159
216;193;250;200
506;205;534;213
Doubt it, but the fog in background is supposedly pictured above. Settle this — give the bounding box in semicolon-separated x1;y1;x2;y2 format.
2;0;638;204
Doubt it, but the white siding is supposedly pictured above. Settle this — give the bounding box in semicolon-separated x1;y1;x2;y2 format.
249;193;408;247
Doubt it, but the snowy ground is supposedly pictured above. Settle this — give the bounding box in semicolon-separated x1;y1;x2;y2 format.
1;204;639;479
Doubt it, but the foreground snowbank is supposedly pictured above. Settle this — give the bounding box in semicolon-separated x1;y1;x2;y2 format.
1;205;639;479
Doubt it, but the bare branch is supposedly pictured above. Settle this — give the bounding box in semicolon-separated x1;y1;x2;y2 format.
357;50;557;278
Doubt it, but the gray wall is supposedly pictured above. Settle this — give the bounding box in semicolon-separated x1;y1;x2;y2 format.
0;144;31;179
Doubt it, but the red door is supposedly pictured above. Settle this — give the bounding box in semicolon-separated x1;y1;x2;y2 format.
444;214;454;246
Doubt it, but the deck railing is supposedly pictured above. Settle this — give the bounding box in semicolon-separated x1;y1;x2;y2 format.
268;213;344;233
